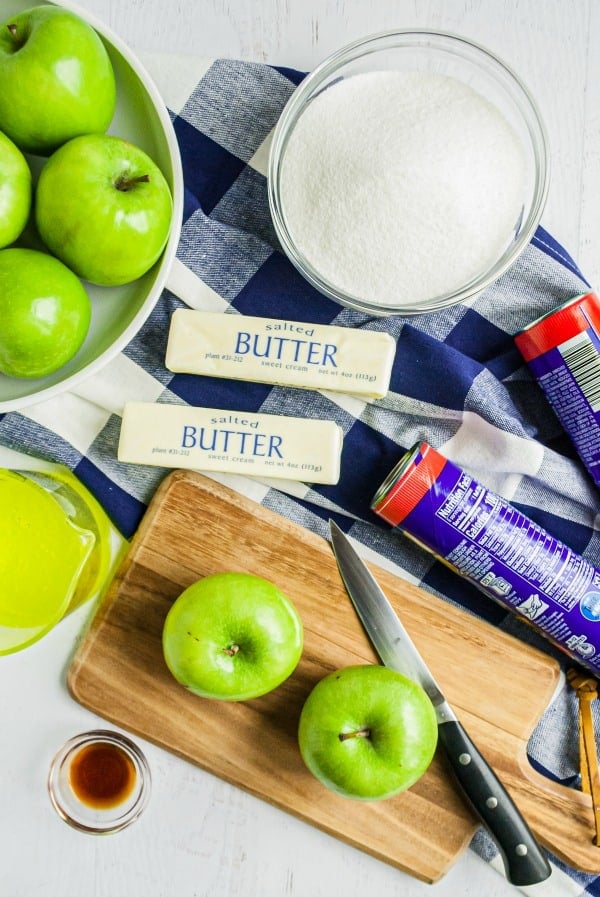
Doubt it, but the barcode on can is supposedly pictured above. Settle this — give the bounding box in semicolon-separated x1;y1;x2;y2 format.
559;331;600;411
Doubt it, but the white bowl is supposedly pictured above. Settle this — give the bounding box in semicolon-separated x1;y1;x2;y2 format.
0;0;184;412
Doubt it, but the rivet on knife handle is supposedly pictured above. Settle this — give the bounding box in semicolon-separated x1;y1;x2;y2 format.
437;719;551;886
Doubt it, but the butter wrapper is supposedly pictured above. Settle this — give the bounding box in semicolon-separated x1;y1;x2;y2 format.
165;310;395;398
118;402;343;484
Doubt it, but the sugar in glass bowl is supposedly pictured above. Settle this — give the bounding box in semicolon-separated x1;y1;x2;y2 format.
268;30;549;317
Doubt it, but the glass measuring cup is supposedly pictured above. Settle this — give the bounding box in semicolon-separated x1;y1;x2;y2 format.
0;465;116;654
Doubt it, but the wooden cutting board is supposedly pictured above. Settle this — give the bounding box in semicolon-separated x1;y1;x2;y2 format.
68;470;600;881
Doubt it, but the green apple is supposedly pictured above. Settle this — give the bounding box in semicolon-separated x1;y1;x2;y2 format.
298;664;438;800
0;248;91;379
0;130;31;247
35;134;173;286
0;5;116;155
162;572;303;701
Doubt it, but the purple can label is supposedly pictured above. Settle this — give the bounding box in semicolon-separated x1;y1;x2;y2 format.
372;442;600;673
528;334;600;486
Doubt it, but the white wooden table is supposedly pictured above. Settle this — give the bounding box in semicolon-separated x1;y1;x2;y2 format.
1;2;597;895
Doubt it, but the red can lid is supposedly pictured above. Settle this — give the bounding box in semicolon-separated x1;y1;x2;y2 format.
515;291;600;362
371;442;447;527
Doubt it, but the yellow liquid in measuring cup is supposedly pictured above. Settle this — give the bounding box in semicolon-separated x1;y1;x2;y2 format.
0;467;114;654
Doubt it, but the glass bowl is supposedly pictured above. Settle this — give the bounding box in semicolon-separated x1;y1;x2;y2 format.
0;0;184;412
268;30;549;316
48;729;151;834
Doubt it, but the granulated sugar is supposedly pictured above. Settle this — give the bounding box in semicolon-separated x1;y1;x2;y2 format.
279;70;527;308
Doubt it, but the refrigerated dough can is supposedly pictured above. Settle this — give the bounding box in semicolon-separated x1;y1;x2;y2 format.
515;291;600;489
372;441;600;673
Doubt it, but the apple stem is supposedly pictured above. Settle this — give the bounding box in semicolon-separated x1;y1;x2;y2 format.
115;174;151;192
6;23;21;45
339;727;371;742
223;644;240;657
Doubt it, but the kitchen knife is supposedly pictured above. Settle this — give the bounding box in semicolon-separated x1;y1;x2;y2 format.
328;520;552;887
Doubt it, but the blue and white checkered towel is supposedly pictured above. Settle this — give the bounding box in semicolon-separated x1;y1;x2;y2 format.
2;56;600;893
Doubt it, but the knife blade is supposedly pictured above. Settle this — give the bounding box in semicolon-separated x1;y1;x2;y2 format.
328;520;552;887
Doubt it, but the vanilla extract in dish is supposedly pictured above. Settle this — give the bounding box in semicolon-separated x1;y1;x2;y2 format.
48;730;151;833
279;70;527;308
69;741;136;809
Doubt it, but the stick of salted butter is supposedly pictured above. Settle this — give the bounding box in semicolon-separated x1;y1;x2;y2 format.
165;309;396;399
118;402;343;485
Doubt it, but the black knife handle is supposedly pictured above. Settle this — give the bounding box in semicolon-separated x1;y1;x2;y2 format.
437;719;551;886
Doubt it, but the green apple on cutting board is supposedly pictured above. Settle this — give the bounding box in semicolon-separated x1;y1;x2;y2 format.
162;572;304;701
0;248;91;378
35;134;173;286
0;130;31;248
0;4;116;155
298;664;438;800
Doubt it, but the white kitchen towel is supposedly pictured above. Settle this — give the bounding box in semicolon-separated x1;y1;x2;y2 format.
1;54;599;893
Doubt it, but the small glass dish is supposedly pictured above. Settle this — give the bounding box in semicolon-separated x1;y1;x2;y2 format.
48;730;151;834
268;29;550;316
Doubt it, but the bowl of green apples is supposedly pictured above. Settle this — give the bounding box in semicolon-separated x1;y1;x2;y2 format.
0;0;184;412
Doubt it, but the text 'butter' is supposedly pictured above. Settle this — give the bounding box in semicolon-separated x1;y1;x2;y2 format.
118;402;343;484
165;310;396;398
